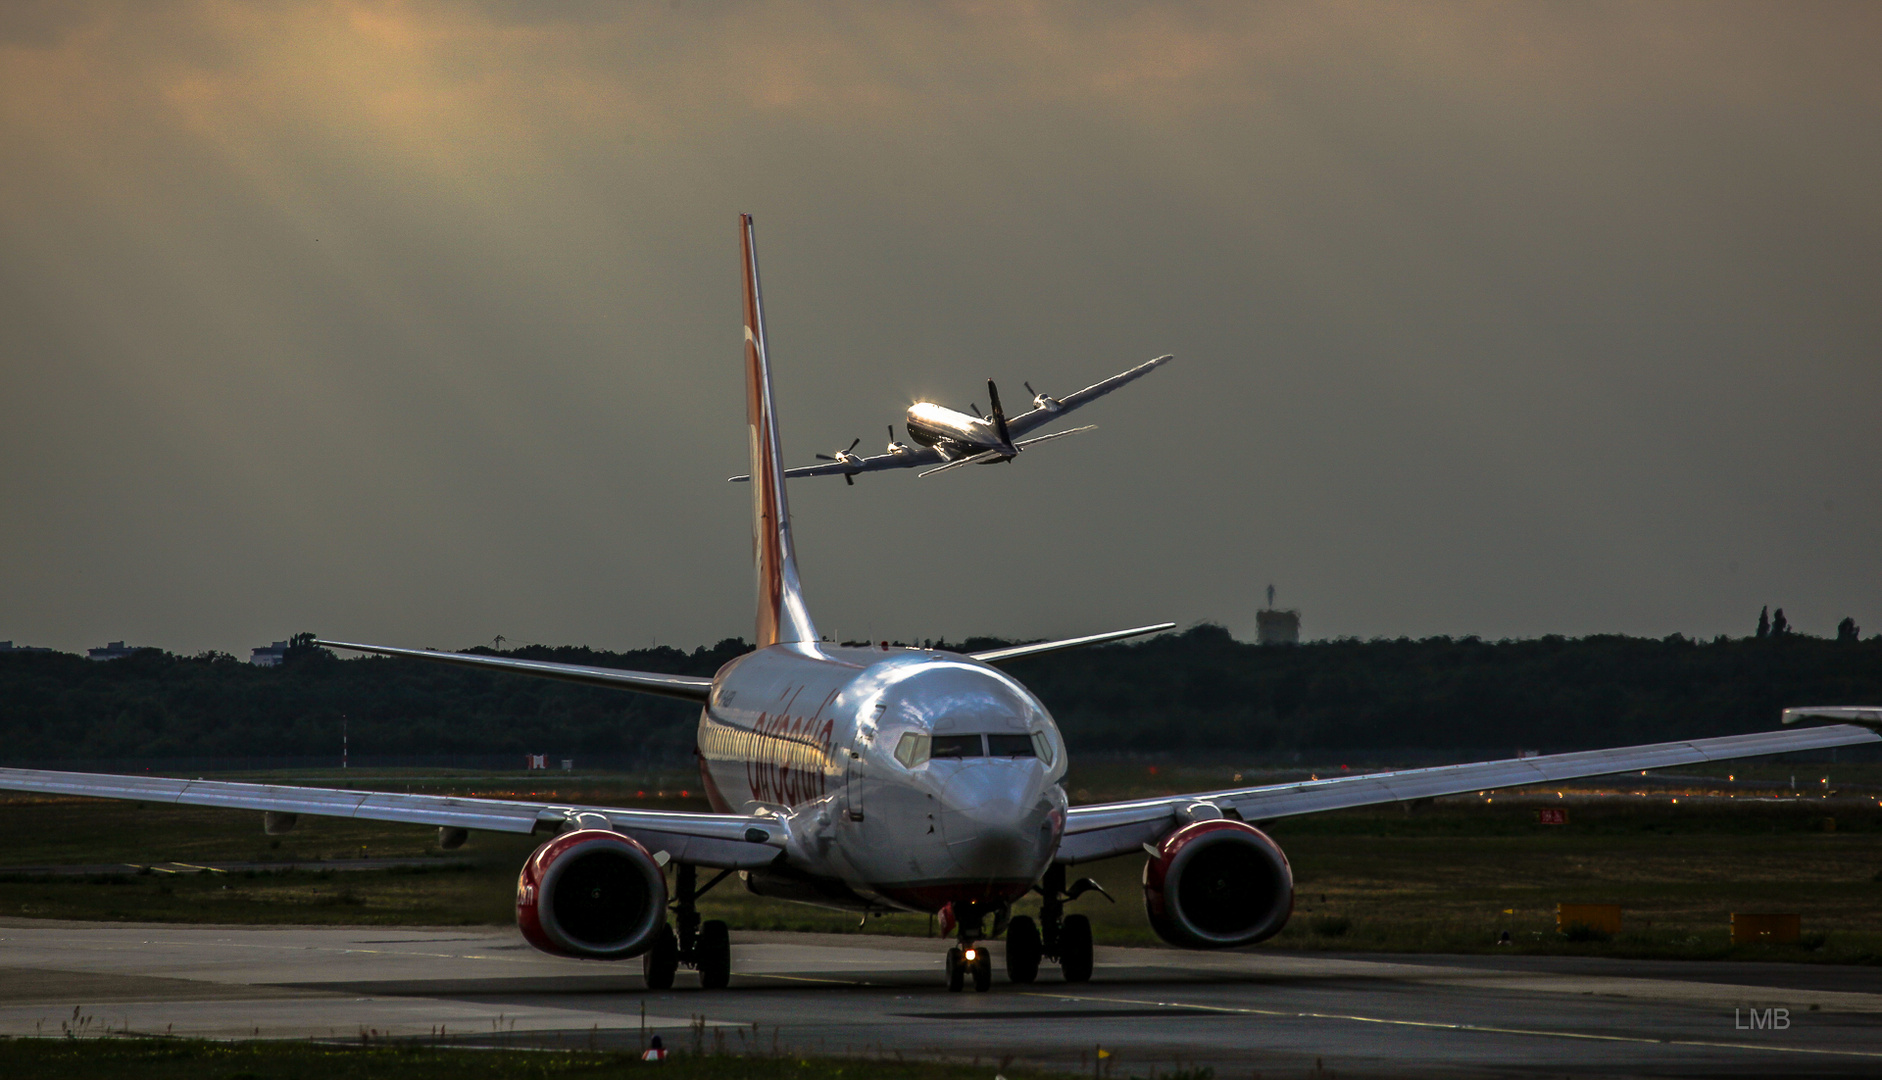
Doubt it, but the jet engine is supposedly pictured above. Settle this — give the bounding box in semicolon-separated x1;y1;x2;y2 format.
1142;819;1293;948
516;829;667;959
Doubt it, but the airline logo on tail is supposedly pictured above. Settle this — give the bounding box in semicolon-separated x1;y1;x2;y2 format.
740;215;818;647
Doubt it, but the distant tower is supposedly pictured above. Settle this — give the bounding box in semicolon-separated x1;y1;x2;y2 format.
1256;583;1300;646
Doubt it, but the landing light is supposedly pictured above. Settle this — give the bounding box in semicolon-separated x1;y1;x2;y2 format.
964;948;977;961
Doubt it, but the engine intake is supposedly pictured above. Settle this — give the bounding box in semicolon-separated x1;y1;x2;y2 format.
1142;819;1293;948
516;829;667;959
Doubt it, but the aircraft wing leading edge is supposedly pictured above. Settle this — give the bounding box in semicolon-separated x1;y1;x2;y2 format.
0;767;788;869
1056;723;1881;864
1002;354;1172;439
315;639;712;702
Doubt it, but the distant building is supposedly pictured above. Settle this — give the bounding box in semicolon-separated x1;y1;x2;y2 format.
1255;609;1300;645
87;641;142;661
0;641;54;654
250;641;290;667
1256;583;1301;645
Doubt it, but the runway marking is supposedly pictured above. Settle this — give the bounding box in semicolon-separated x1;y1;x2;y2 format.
743;973;870;986
1018;991;1882;1060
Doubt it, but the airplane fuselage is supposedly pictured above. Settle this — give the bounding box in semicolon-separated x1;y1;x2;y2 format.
904;402;1014;461
696;642;1067;914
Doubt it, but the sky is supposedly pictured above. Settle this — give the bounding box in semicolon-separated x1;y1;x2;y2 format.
2;1;1878;657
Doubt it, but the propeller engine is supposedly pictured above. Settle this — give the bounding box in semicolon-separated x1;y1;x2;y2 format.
1141;819;1294;949
885;425;910;455
816;437;865;485
1025;381;1062;413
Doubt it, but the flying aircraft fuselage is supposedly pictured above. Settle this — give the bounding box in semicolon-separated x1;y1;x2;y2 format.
904;402;1014;460
697;642;1067;913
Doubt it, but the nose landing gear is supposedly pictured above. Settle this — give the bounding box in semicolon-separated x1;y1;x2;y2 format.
945;942;994;992
941;901;997;993
644;862;735;990
938;868;1108;992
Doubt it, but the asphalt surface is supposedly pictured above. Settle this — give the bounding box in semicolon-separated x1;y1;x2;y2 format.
0;857;470;876
0;921;1878;1078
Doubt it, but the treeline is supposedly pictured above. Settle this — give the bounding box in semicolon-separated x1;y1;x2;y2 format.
1;627;1878;764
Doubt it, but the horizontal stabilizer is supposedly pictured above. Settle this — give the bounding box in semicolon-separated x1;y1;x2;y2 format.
917;447;1006;478
316;640;712;702
1014;424;1096;448
970;622;1176;665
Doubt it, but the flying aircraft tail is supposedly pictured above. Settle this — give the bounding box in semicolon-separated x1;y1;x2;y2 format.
740;215;818;647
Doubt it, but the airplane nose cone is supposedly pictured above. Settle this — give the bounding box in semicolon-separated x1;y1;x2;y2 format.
937;762;1053;879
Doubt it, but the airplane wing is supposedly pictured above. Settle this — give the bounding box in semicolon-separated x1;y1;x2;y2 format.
728;447;944;483
1055;723;1881;863
970;622;1175;665
1004;355;1172;439
0;767;790;869
316;640;712;703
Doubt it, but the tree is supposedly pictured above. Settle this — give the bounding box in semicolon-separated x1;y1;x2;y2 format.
1756;606;1770;639
1838;617;1861;643
1771;608;1790;637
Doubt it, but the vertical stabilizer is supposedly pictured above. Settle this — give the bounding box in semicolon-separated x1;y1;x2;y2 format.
740;215;818;647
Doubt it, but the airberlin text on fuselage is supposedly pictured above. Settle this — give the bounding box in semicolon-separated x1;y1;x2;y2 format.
742;711;836;805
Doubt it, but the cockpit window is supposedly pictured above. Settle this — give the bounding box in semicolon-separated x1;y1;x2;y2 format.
929;734;983;759
894;732;930;768
985;734;1036;758
1031;730;1055;766
893;731;1049;768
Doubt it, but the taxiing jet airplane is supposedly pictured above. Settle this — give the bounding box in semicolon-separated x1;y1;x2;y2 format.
729;355;1171;483
3;216;1878;995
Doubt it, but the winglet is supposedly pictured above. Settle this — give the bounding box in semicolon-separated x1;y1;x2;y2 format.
1782;706;1882;730
740;215;818;646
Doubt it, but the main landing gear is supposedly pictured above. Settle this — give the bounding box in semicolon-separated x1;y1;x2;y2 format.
940;866;1108;992
644;863;734;990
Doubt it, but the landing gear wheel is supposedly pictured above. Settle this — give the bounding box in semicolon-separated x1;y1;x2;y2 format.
1059;914;1093;983
971;948;993;992
945;946;965;992
697;920;731;989
1005;915;1041;984
643;924;679;990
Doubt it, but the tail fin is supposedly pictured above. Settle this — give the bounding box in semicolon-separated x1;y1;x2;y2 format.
740;215;818;647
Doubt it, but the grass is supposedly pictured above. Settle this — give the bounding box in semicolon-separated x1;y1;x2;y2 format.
4;770;1882;963
0;1037;1075;1080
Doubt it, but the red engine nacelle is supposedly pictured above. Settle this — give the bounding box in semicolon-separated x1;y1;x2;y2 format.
516;829;667;960
1142;819;1294;949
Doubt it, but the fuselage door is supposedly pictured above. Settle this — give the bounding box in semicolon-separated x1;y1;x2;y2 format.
845;741;865;821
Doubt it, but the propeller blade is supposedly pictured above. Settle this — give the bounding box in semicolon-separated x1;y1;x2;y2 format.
1024;381;1036;395
815;454;836;461
987;379;1012;447
846;437;861;454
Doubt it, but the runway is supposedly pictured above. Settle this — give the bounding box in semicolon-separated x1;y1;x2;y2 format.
2;921;1879;1078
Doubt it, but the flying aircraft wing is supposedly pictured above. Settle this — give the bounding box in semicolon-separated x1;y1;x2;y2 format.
315;640;712;702
1055;723;1881;864
0;767;790;868
1004;354;1172;439
728;447;944;483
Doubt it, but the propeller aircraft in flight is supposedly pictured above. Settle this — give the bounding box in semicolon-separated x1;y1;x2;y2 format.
730;355;1171;484
3;217;1877;995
